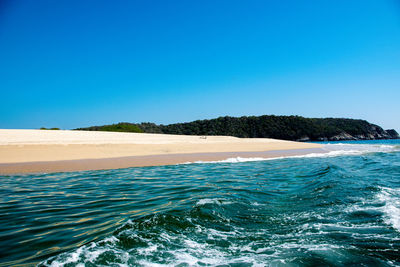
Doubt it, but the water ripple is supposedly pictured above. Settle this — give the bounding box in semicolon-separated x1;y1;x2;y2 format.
0;141;399;266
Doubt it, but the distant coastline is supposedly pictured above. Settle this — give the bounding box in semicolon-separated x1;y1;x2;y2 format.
76;115;400;142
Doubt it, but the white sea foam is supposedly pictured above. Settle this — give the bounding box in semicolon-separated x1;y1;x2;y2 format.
376;187;400;231
42;220;357;267
344;186;400;232
322;143;399;155
182;143;400;165
195;198;233;206
42;237;130;267
137;244;158;255
183;157;269;164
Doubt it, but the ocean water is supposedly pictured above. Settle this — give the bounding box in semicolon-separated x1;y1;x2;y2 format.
1;140;400;266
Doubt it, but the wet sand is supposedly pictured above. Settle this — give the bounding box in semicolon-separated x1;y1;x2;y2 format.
0;148;326;174
0;130;323;174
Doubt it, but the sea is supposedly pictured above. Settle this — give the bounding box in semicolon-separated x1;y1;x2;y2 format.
0;140;399;266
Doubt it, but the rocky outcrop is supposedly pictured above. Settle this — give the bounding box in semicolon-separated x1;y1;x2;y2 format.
306;127;399;142
386;129;400;139
297;127;399;142
329;132;357;141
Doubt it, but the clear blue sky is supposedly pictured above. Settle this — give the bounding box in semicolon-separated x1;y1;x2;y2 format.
1;0;399;130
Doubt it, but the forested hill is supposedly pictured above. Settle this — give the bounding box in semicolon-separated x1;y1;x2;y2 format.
76;115;399;141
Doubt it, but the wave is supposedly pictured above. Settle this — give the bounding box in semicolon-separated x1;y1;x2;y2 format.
182;143;400;165
195;198;233;206
31;141;400;266
39;187;400;266
183;157;272;164
38;210;342;266
344;186;400;232
376;187;400;231
322;143;400;154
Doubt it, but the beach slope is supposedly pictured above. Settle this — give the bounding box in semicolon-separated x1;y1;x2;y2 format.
0;129;323;174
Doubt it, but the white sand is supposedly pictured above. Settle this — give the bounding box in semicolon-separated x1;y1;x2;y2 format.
0;129;290;145
0;129;322;164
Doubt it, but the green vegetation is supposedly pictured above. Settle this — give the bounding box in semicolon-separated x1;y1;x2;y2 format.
76;122;143;133
76;115;399;141
40;127;60;130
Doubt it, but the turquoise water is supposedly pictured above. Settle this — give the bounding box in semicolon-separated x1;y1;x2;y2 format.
1;140;400;266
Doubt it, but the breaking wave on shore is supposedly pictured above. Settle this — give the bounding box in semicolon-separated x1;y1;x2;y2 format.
183;141;400;164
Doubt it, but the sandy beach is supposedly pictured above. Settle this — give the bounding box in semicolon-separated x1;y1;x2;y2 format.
0;129;323;174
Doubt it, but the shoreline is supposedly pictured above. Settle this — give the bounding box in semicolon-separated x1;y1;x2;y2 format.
0;129;324;174
0;148;326;175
